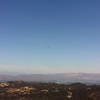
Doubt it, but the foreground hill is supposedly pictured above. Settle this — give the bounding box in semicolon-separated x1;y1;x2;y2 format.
0;81;100;100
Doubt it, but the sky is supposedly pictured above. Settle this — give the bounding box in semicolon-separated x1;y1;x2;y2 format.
0;0;100;74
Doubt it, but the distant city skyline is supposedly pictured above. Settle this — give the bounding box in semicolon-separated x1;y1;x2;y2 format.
0;0;100;74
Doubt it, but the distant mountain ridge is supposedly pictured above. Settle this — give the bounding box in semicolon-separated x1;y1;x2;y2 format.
0;73;100;84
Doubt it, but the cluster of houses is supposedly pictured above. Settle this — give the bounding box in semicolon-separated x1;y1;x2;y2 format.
0;82;49;95
0;82;9;88
6;87;49;95
6;86;35;95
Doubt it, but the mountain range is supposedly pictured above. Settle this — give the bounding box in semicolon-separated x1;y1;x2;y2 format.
0;73;100;84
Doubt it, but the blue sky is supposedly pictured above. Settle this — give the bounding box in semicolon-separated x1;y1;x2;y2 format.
0;0;100;74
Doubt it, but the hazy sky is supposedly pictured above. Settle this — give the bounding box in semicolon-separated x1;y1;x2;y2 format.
0;0;100;74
